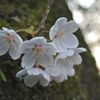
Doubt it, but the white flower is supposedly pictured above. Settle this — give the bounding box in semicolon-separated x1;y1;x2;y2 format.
19;37;57;68
0;27;23;60
49;17;79;52
45;65;67;83
53;47;87;81
16;67;50;87
55;58;75;77
57;47;87;65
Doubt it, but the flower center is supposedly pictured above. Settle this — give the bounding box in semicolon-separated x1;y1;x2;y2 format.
33;64;45;70
55;31;64;38
5;33;15;42
33;44;43;54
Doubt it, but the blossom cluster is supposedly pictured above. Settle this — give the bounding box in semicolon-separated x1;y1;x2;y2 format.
0;17;86;87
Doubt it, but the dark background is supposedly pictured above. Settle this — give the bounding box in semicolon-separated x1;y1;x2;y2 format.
0;0;100;100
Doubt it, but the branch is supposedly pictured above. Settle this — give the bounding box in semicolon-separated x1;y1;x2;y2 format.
35;0;54;35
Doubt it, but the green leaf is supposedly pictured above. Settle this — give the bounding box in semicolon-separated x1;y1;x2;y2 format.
0;70;7;82
16;26;36;36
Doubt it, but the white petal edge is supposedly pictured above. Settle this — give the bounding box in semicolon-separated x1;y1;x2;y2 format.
61;33;79;48
9;42;21;60
43;43;57;55
57;49;75;59
74;47;87;54
16;69;27;78
64;20;78;33
21;51;37;68
24;75;38;87
0;37;9;56
38;54;53;67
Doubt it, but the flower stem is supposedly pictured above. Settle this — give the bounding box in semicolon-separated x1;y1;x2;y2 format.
36;0;54;35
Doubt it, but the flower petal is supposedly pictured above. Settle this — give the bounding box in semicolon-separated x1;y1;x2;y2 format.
2;27;10;32
64;20;78;33
16;69;27;78
41;70;50;81
38;54;53;67
21;51;37;68
52;38;65;52
0;30;7;36
45;65;60;77
57;50;74;59
39;77;50;86
69;54;82;65
9;42;21;60
43;43;57;55
30;36;47;46
74;47;87;54
49;25;57;40
66;67;75;76
56;58;74;75
0;37;9;56
19;40;31;54
55;17;68;31
24;75;38;87
61;33;79;48
14;33;23;46
20;37;47;51
39;71;50;86
54;74;67;83
27;68;41;76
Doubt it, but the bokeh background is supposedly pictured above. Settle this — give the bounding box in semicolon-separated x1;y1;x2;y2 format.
0;0;100;100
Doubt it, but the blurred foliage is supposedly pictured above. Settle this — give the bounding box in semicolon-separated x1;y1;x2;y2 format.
0;70;7;82
0;0;100;100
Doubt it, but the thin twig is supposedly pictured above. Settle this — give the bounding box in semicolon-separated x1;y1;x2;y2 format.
35;0;54;35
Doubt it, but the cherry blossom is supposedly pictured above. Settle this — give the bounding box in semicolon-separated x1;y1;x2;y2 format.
45;65;67;83
49;17;79;52
19;37;57;68
16;67;50;87
15;17;87;87
0;27;23;60
52;47;87;82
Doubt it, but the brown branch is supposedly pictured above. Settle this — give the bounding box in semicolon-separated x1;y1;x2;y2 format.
35;0;54;35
